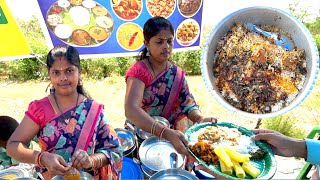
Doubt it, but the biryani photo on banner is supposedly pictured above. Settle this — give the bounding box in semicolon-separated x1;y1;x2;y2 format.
36;0;204;58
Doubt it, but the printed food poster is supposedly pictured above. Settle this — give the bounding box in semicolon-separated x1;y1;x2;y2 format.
0;0;32;61
36;0;204;58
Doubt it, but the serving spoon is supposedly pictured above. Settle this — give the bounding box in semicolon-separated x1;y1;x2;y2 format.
243;22;294;51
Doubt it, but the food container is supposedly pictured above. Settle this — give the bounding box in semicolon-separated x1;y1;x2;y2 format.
115;128;136;158
51;171;92;180
201;6;319;119
121;157;143;180
149;168;198;180
138;136;185;178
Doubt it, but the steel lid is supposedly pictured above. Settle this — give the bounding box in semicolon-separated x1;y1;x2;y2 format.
149;168;199;180
139;137;184;171
115;128;135;153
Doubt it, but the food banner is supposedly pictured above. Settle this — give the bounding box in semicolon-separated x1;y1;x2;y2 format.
0;0;33;61
36;0;203;58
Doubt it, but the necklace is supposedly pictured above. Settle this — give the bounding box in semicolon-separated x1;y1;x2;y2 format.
148;58;169;76
53;92;79;123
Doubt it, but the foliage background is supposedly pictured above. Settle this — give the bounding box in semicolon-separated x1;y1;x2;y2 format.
0;3;320;138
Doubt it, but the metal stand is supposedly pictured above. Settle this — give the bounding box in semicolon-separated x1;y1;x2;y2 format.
255;118;262;129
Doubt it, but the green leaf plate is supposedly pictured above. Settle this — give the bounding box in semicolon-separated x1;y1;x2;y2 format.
185;122;277;179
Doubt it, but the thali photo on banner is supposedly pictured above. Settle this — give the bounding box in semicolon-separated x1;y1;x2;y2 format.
45;0;114;47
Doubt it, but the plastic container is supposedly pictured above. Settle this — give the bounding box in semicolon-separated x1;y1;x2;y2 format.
121;157;143;180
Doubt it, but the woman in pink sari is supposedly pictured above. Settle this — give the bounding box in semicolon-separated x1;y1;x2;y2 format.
125;16;218;170
7;46;122;180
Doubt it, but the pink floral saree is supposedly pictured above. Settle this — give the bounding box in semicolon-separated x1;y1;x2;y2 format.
27;98;122;180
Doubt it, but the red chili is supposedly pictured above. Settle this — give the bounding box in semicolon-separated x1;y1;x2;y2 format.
129;32;138;46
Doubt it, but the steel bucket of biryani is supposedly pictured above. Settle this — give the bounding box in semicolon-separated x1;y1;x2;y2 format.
188;6;318;180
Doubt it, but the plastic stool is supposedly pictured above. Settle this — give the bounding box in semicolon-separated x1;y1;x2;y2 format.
296;126;320;180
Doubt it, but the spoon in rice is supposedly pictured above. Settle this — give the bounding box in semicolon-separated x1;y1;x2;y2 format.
244;22;294;51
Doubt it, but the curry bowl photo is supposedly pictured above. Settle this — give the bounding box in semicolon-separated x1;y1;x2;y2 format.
178;0;202;17
111;0;142;21
201;6;319;119
146;0;175;18
46;0;114;47
176;18;200;47
116;22;144;51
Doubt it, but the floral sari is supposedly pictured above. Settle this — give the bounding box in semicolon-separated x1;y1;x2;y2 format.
27;97;122;180
126;60;199;133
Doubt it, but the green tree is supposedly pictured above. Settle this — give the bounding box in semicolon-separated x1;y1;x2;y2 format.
288;0;311;23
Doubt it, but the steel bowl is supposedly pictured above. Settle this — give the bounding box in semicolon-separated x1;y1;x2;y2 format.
201;6;319;119
51;171;93;180
115;128;136;156
149;168;198;180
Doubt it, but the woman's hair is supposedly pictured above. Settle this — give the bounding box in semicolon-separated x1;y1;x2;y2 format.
138;16;174;61
46;45;90;98
0;116;19;141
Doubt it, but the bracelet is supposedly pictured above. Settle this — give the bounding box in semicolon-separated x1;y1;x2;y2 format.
86;156;95;171
35;152;44;168
159;126;168;139
151;120;159;135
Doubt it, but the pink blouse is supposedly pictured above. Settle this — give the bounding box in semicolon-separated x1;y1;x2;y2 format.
125;61;153;86
25;97;56;128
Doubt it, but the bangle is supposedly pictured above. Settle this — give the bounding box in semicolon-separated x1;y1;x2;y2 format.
86;156;95;171
159;126;168;139
35;152;44;168
151;120;159;135
95;154;102;168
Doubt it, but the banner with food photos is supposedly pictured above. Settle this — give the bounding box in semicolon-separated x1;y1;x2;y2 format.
36;0;203;58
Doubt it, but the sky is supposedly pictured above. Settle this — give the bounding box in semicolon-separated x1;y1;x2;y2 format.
5;0;320;26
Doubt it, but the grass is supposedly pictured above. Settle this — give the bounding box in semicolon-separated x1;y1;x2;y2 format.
0;75;319;137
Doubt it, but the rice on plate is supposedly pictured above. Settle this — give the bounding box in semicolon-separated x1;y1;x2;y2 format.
185;122;277;179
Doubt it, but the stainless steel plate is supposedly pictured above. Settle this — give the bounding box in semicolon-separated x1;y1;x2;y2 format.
115;128;135;153
139;137;184;172
149;168;198;180
51;171;93;180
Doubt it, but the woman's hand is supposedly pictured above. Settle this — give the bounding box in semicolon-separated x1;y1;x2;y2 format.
40;152;71;176
197;116;218;124
71;149;93;170
163;129;197;162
